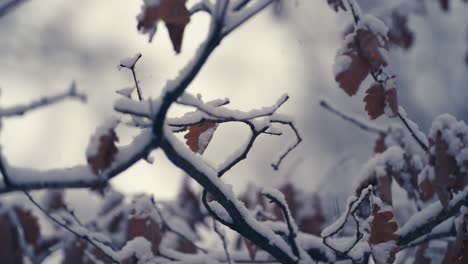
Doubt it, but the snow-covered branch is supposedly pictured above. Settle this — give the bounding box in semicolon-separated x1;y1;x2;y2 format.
0;82;86;118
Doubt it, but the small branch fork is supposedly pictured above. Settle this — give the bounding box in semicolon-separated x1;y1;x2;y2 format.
263;191;300;260
119;53;143;101
321;186;373;261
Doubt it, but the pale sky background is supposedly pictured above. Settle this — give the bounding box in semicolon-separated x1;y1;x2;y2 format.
1;0;467;205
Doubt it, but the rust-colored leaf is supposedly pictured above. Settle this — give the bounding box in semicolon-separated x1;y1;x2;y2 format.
137;0;191;53
335;36;370;96
298;195;325;236
14;207;40;248
364;83;385;120
244;238;257;261
127;216;161;255
184;121;218;154
433;132;458;206
62;239;86;264
369;204;399;264
374;133;387;154
356;28;388;72
0;212;22;263
87;128;119;175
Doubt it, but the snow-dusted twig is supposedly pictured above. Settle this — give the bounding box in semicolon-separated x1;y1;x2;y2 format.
270;116;302;170
0;82;86;118
398;187;468;247
320;99;385;135
119;53;143;101
160;129;299;263
262;189;300;260
321;185;373;259
23;191;119;263
213;219;233;264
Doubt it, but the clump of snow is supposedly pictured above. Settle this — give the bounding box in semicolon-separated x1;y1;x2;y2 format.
370;240;397;263
359;14;389;36
130;194;161;223
118;53;142;69
116;87;135;98
333;55;352;77
359;146;405;181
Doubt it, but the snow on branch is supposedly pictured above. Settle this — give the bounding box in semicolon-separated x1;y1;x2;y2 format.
320;99;385;135
0;82;86;118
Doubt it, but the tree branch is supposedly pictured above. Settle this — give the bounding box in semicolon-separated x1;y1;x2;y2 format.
0;82;86;118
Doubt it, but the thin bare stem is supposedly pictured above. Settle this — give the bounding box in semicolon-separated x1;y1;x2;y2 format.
23;191;119;263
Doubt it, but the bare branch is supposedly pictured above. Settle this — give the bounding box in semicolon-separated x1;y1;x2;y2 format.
320;99;385;134
270;115;302;170
23;191;119;263
263;189;300;259
0;82;86;118
213;219;233;264
118;53;144;101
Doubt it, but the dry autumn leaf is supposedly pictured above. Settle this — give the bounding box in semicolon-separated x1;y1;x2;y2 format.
335;34;370;96
184;121;218;154
433;131;458;206
335;25;389;97
369;204;399;264
87;126;119;175
127;212;162;256
137;0;191;53
244;238;257;261
363;82;398;120
364;83;385;120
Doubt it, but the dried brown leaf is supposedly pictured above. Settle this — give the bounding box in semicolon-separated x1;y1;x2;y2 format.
137;0;191;53
184;121;218;154
127;214;161;255
14;207;40;247
364;83;385;120
369;204;399;264
374;133;387;153
244;238;257;261
87;129;119;175
0;213;22;263
335;36;370;96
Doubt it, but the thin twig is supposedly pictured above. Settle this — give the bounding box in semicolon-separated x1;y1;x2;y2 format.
119;53;143;101
270;118;303;170
213;219;233;264
23;191;119;263
320;99;385;135
0;82;86;118
263;192;300;260
397;113;429;152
